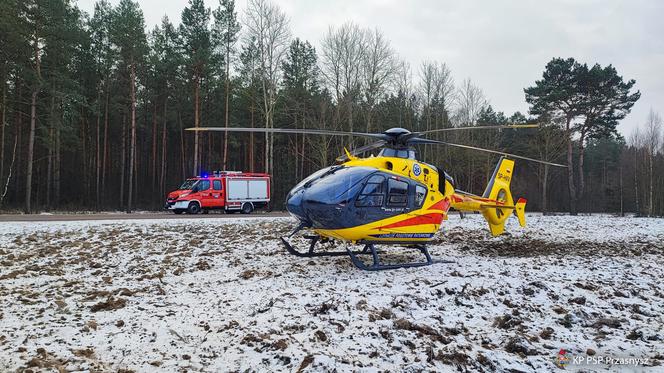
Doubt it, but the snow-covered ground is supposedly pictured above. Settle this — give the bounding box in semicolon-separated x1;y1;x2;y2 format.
0;214;662;372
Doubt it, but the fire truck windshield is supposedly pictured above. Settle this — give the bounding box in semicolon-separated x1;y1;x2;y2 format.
179;179;198;190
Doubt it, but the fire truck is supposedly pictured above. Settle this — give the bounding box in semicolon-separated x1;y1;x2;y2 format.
166;171;270;214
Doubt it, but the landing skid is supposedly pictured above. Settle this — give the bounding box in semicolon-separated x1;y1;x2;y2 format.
280;235;370;258
280;235;452;271
347;243;433;271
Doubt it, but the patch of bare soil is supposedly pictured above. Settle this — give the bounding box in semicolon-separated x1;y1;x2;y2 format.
437;227;663;257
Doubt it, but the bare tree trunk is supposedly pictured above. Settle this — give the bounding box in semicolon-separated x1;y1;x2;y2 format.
101;90;109;204
13;85;22;201
207;132;211;169
95;90;101;210
127;63;137;213
0;79;5;184
46;126;52;209
151;103;157;198
619;161;624;217
179;112;185;180
249;98;255;172
25;23;42;214
193;77;200;176
541;164;549;214
54;119;60;207
347;96;354;147
300;111;305;179
566;119;577;215
80;107;89;205
120;113;126;208
294;111;299;180
25;89;38;213
634;148;639;215
46;93;56;210
160;100;167;200
223;64;230;170
649;150;654;217
577;148;585;212
0;135;17;207
202;86;209;171
264;104;269;174
269;114;274;177
577;131;586;204
133;134;138;209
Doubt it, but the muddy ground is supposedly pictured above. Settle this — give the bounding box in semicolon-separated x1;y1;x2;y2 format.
0;215;662;372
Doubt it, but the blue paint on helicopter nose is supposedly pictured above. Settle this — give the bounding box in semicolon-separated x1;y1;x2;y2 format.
285;188;308;222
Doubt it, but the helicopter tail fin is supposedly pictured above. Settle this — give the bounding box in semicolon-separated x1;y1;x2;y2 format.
480;157;523;236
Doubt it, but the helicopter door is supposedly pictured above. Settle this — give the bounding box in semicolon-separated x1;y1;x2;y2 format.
355;175;385;207
386;178;409;208
355;175;387;222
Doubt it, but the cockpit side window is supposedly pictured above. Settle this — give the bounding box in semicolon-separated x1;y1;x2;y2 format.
379;148;416;159
415;184;427;207
387;178;409;206
355;174;385;207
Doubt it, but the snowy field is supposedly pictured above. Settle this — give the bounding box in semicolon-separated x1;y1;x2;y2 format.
0;214;663;372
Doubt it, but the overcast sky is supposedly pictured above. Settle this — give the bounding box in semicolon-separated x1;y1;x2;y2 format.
76;0;663;137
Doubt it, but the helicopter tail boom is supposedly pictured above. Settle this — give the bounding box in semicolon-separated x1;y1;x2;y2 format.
451;157;527;236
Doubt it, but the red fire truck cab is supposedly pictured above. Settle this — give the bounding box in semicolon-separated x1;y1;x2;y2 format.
166;171;270;214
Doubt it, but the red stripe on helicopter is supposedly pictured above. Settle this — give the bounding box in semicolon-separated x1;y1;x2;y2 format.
450;194;505;205
378;213;444;229
428;199;450;212
477;197;505;204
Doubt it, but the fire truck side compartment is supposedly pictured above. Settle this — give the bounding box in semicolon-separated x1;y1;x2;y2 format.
226;178;269;201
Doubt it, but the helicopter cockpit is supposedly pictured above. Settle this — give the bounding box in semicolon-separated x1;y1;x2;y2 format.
286;165;427;230
378;147;416;159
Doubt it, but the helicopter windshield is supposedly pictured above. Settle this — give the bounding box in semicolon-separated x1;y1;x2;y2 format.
303;166;375;205
290;166;340;193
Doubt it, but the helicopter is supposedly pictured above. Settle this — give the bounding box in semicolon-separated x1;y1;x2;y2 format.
186;125;566;271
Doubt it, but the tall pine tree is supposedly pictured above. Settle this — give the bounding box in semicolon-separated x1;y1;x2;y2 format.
212;0;241;170
180;0;211;176
110;0;147;212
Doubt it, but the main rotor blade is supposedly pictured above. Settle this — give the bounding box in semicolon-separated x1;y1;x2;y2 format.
336;140;386;162
422;124;539;134
422;139;568;168
186;127;386;139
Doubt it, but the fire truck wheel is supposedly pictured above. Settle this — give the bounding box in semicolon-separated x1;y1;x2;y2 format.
187;202;201;214
241;203;254;214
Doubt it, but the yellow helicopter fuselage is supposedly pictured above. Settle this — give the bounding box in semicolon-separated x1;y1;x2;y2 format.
310;154;526;243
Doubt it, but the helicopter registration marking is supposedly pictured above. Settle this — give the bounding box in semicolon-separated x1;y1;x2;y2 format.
497;172;511;182
382;207;407;213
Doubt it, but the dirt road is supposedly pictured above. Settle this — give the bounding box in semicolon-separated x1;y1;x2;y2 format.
0;211;291;222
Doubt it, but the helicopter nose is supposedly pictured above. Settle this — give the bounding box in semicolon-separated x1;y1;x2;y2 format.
285;188;308;222
286;187;340;228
